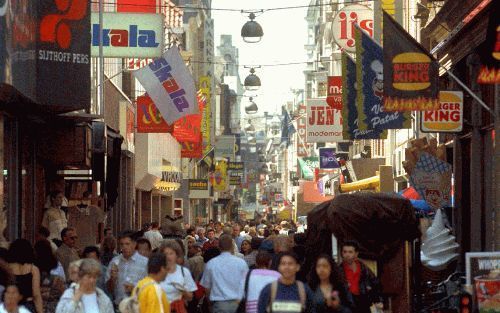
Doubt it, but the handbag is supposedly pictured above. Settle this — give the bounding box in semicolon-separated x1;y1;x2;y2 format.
236;269;253;313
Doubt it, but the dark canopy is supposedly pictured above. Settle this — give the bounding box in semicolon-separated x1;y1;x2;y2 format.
305;192;420;263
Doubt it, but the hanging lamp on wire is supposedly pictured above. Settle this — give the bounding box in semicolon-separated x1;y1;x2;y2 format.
245;97;259;114
241;11;264;43
244;67;261;91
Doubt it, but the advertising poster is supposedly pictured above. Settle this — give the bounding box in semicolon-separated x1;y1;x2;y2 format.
355;26;410;131
306;99;343;143
409;152;452;210
421;91;463;133
383;11;440;111
319;148;340;169
465;252;500;312
212;159;228;192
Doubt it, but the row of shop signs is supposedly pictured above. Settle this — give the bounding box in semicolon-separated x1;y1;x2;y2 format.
305;90;463;144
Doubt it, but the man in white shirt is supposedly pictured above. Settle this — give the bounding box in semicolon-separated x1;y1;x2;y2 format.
200;234;248;313
106;231;148;305
143;222;164;251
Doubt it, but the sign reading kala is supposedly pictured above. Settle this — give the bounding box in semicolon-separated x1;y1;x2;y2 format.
91;13;163;58
421;91;463;133
332;4;373;53
306;99;343;143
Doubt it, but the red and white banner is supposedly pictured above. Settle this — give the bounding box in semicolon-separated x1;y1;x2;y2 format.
133;46;197;124
326;76;342;110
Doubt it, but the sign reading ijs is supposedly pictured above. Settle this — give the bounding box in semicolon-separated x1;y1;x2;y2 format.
319;148;340;169
133;46;197;125
421;91;463;133
332;4;373;53
306;99;343;143
91;13;163;58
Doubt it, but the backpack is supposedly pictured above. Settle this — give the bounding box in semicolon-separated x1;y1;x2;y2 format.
118;281;156;313
268;281;306;312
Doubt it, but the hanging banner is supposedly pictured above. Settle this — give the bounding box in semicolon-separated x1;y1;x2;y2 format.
173;94;204;143
421;91;463;133
383;11;440;111
332;4;374;52
199;76;212;154
319;148;340;169
90;13;164;58
341;53;385;140
326;76;343;110
355;26;411;131
136;95;173;133
478;3;500;84
373;0;403;44
409;152;452;210
212;160;228;192
133;46;197;124
180;138;202;158
298;157;319;180
296;102;311;157
306;99;343;143
215;135;235;158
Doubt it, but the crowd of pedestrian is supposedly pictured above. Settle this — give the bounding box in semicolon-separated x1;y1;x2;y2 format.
0;218;383;313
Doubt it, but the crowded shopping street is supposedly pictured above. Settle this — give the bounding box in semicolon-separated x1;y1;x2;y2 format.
0;0;499;312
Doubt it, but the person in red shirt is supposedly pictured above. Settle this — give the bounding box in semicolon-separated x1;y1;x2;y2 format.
340;240;383;313
202;228;219;252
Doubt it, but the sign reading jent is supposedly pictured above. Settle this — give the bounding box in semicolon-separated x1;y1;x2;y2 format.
306;99;343;143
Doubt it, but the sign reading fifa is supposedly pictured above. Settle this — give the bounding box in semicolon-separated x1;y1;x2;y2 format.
91;13;163;58
332;4;373;53
306;99;343;143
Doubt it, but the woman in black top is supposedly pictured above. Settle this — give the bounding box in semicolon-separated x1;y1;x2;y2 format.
308;254;352;313
7;239;43;313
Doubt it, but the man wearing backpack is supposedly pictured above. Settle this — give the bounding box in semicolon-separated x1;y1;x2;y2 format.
257;252;316;313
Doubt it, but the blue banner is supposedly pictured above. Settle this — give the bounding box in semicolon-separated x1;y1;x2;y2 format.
355;26;411;131
319;148;340;169
341;52;385;140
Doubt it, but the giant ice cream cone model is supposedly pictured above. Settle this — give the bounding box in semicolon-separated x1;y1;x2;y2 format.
421;209;459;270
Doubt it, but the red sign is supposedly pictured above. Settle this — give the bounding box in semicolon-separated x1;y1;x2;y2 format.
136;95;173;133
116;0;156;13
172;95;204;144
181;138;202;158
326;76;342;110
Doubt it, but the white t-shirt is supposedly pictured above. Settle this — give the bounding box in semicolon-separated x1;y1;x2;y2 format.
82;292;100;313
160;265;197;302
245;269;281;313
0;303;31;313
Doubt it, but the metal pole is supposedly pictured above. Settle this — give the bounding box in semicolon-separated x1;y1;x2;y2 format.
442;64;497;119
99;0;105;116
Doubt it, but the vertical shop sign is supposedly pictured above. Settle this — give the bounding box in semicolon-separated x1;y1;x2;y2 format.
326;76;343;110
199;76;212;155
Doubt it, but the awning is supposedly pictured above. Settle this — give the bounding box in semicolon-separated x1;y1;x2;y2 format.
302;181;333;203
136;173;160;191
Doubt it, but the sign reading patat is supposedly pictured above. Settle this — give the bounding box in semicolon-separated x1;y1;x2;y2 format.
332;4;373;53
91;13;163;58
306;99;343;143
421;91;463;133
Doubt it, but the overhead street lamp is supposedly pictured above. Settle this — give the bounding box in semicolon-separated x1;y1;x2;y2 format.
245;97;259;114
241;12;264;43
244;67;261;91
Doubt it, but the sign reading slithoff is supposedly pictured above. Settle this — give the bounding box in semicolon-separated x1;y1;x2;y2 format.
306;99;343;143
421;91;463;133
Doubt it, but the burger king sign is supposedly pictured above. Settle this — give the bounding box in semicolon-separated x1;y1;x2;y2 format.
421;91;463;133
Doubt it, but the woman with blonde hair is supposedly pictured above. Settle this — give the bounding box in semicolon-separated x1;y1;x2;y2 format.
56;259;113;313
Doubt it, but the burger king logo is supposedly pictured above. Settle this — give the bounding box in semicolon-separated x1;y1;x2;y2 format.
421;91;463;133
392;52;431;91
